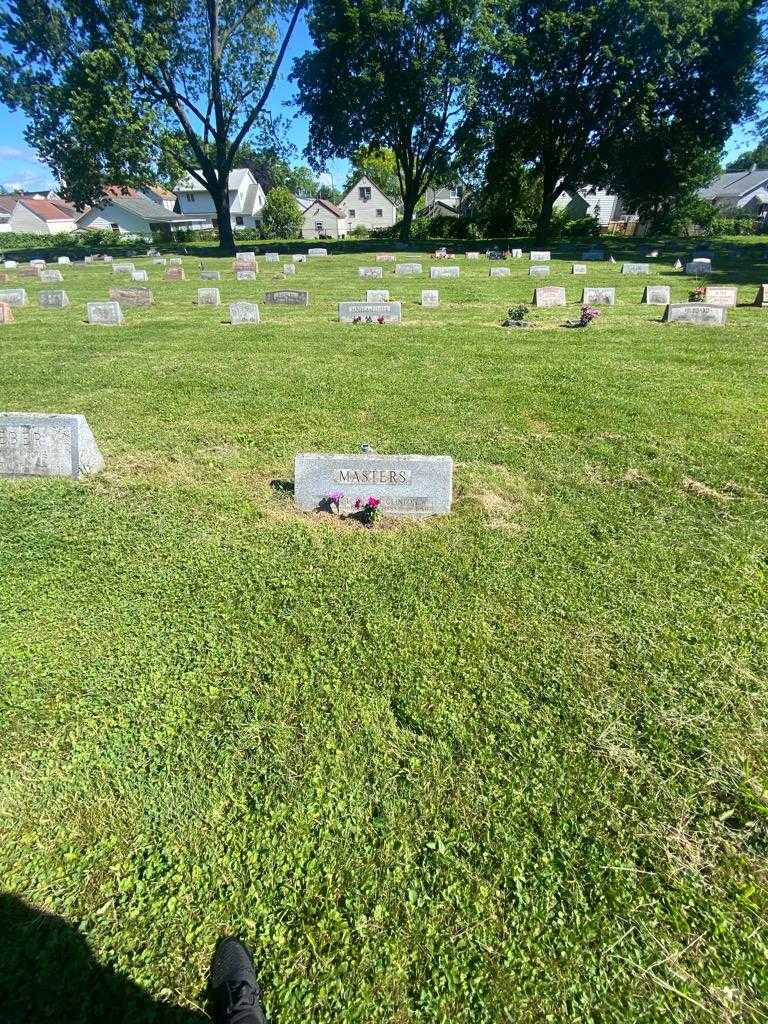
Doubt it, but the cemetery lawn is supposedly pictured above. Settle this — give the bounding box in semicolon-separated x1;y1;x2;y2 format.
1;240;767;1024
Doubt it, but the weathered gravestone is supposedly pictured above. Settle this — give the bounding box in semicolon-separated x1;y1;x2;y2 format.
533;286;566;307
0;302;14;324
234;260;258;273
131;270;148;282
293;254;307;263
57;256;71;264
466;252;481;259
685;260;712;275
754;284;768;307
83;256;94;264
239;251;257;262
39;269;64;283
582;286;615;306
510;249;523;258
663;303;727;325
0;412;104;478
294;452;453;517
113;263;135;274
109;286;153;307
30;260;46;268
530;250;551;261
19;268;39;279
308;248;328;257
338;301;401;323
430;266;459;278
0;289;28;306
572;264;587;275
263;289;309;306
529;266;550;277
642;285;671;305
283;264;296;276
421;290;439;307
265;252;280;263
197;288;221;306
367;289;390;301
86;301;123;325
376;253;395;262
102;255;113;263
201;270;221;280
164;267;186;281
230;302;261;325
169;257;182;265
153;258;168;266
621;263;650;275
395;263;422;275
39;291;70;308
359;267;383;278
236;270;257;281
489;267;511;278
3;260;18;269
704;286;737;307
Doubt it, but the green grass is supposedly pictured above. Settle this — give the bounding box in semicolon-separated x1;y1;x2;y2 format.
1;239;767;1023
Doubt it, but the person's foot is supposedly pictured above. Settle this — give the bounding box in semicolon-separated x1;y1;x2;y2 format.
210;937;266;1024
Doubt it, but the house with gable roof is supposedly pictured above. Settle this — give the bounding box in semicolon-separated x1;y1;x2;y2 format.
301;198;347;239
339;174;398;232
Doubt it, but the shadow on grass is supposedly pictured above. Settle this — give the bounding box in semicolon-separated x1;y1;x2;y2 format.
269;479;294;496
0;893;207;1024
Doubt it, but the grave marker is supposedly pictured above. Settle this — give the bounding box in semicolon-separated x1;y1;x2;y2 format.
294;452;453;516
663;303;727;325
466;251;481;259
153;258;168;266
265;252;280;263
292;254;306;263
3;260;18;269
529;266;550;278
112;263;135;274
490;267;511;277
308;247;328;257
685;260;712;275
530;250;551;261
430;266;459;278
236;270;257;281
0;302;14;324
572;264;587;274
533;286;566;307
131;270;148;282
39;291;70;308
366;289;390;301
754;284;768;307
421;290;439;307
230;301;261;325
582;286;615;306
86;301;123;325
39;269;64;283
57;256;70;264
109;286;153;307
197;287;221;306
395;263;422;275
359;267;383;278
376;253;395;261
263;289;309;306
0;412;104;478
704;286;737;307
338;301;401;323
0;289;27;306
642;285;671;305
283;264;296;276
510;249;523;258
164;267;186;281
621;263;650;275
201;270;221;280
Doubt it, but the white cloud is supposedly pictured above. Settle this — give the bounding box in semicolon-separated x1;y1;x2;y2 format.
0;145;42;163
317;172;333;188
1;167;56;191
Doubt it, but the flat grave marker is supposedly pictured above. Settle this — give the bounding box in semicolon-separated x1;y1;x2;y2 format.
663;303;727;325
490;267;511;278
367;289;390;301
86;301;123;325
236;270;257;281
529;266;550;278
621;263;650;275
263;289;309;306
430;266;459;279
421;290;439;307
582;286;615;306
686;260;713;275
395;263;422;275
39;290;70;308
294;452;453;517
308;248;328;257
572;263;587;274
0;412;104;478
376;253;395;262
533;286;566;307
201;270;221;280
109;286;153;307
230;301;261;325
338;300;401;323
530;250;551;261
265;252;280;263
283;264;296;276
359;267;383;278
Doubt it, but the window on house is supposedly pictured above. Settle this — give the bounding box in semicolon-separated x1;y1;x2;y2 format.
110;223;119;232
348;208;356;218
186;192;194;202
315;221;323;231
358;187;371;201
449;188;459;199
235;215;244;225
376;208;383;218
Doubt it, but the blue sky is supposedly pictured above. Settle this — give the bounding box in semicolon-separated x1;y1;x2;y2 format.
0;14;762;193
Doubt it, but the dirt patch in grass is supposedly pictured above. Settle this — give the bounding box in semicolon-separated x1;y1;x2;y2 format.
683;477;733;502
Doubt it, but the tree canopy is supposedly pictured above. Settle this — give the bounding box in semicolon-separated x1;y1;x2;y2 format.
726;140;768;171
293;0;480;240
344;146;400;200
260;184;303;237
0;0;304;252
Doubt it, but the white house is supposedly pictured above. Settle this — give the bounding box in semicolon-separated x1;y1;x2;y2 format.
698;169;768;216
0;195;79;234
301;198;347;239
77;188;202;238
553;186;629;227
423;183;468;217
140;184;177;210
339;175;398;232
175;168;265;230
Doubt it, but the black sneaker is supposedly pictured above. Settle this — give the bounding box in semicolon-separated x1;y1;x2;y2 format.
210;936;266;1024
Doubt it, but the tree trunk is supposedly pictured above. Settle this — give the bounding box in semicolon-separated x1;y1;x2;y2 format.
212;181;236;254
399;191;418;242
535;189;556;243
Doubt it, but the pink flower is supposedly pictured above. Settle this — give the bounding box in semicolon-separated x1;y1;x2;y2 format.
366;497;381;509
354;498;362;510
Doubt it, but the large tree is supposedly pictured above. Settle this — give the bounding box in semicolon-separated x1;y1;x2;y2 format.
0;0;304;252
471;0;760;240
726;140;768;171
344;146;400;201
292;0;479;240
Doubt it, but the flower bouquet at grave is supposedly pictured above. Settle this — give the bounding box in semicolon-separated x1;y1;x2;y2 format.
502;304;533;328
354;496;381;526
321;490;344;514
567;304;601;328
690;286;706;302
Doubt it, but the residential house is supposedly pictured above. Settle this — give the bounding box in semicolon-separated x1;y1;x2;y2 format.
301;198;347;239
77;187;202;238
293;194;315;214
339;175;398;232
140;184;177;211
175;168;266;230
422;183;468;218
0;195;78;234
554;186;627;227
698;168;768;216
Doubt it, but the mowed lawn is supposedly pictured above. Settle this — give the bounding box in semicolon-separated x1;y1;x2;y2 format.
0;240;767;1023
